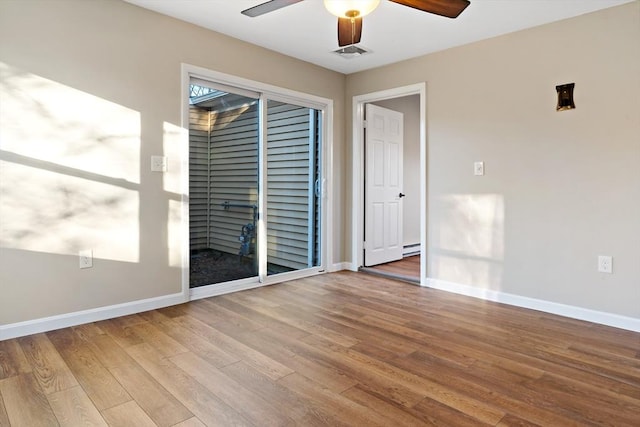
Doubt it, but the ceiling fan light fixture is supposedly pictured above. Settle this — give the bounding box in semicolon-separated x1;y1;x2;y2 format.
323;0;380;19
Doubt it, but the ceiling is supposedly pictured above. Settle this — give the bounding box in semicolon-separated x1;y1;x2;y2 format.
124;0;634;74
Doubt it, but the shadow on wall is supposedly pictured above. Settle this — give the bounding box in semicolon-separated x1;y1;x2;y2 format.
430;193;505;290
0;62;184;325
0;62;142;261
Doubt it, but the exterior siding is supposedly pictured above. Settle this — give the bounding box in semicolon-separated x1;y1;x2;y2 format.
189;99;319;271
189;105;210;250
209;104;259;256
266;101;315;270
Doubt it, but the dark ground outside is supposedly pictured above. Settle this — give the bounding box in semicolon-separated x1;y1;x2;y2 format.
190;248;294;287
190;249;256;287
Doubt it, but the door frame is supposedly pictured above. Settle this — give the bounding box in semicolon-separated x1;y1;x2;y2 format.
181;63;335;301
351;83;427;285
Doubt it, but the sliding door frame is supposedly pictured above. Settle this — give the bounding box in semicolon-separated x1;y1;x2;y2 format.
180;64;334;301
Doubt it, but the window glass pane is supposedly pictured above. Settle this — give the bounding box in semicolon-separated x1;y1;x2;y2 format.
266;100;321;275
189;82;259;287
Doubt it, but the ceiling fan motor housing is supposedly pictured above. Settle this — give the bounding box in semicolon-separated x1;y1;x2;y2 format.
324;0;381;18
346;9;361;18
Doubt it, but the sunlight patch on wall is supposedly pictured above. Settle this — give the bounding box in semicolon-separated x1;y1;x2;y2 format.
168;199;183;268
164;121;186;269
0;63;140;183
162;121;185;195
431;194;505;288
0;161;140;262
0;63;141;262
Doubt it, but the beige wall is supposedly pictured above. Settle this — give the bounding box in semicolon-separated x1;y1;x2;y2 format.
346;2;640;318
0;0;345;325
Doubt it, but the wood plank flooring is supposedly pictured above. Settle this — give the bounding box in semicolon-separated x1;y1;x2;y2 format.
361;255;421;283
1;271;639;426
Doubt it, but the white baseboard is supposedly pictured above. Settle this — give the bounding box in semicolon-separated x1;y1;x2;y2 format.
331;262;354;272
6;274;634;340
1;267;331;340
425;278;640;333
0;293;187;341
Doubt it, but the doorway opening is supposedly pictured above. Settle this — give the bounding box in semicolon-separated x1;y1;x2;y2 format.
351;84;427;285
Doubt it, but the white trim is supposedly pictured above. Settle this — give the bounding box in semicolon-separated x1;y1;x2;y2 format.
331;262;353;272
190;278;264;301
418;89;428;286
351;83;427;283
180;67;191;302
425;278;640;333
190;267;325;301
262;267;326;285
323;103;335;274
182;64;329;110
257;95;268;280
0;293;186;340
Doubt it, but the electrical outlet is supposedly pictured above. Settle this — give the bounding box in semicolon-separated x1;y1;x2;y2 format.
598;255;612;274
79;249;93;269
151;155;167;172
474;161;484;176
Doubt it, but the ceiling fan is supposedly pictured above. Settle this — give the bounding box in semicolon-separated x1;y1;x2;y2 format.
241;0;470;47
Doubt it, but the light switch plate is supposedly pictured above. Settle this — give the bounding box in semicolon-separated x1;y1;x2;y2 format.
79;249;93;269
474;161;484;176
598;256;612;273
151;155;167;172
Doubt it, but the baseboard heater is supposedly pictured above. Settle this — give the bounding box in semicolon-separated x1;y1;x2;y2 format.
403;244;421;257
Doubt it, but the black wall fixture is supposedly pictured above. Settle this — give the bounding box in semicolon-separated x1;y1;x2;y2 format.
556;83;575;111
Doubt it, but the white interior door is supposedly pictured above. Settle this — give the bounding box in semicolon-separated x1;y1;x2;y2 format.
364;103;404;267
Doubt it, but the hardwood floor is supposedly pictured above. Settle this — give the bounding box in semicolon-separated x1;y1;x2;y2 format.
361;255;421;283
1;271;639;426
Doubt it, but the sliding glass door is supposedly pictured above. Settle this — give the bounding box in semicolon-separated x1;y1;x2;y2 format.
188;78;324;289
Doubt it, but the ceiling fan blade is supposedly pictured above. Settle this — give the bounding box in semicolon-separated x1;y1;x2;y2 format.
389;0;470;18
338;17;363;47
241;0;303;17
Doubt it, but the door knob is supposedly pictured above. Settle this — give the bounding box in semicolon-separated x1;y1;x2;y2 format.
399;193;406;198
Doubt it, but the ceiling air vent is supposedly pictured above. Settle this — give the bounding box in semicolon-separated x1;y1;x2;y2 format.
333;45;369;59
